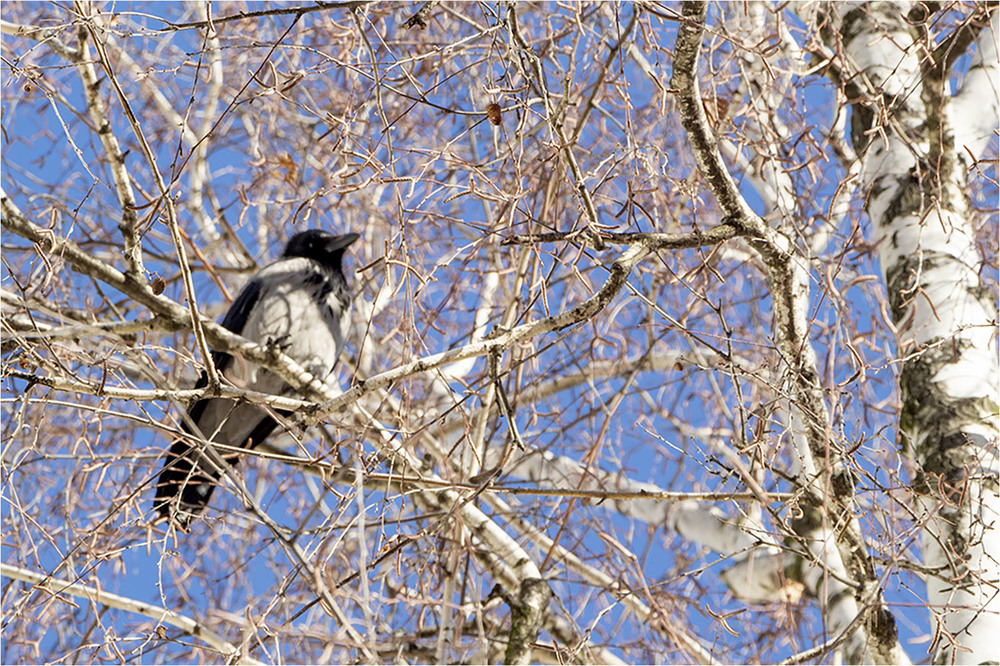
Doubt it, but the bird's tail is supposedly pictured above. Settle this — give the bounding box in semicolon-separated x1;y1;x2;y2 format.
152;437;223;530
152;414;283;529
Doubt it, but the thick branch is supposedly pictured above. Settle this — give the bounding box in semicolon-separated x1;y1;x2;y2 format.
310;242;652;422
501;578;553;665
1;563;262;665
670;3;758;223
503;224;740;250
669;3;903;663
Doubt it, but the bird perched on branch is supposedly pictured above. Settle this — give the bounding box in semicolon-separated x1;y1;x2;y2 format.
153;229;360;529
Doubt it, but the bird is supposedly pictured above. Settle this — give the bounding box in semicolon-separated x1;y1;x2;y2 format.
153;229;360;529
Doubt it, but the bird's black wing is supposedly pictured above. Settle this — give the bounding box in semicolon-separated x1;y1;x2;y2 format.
220;277;263;335
154;277;274;528
187;277;262;419
216;277;264;368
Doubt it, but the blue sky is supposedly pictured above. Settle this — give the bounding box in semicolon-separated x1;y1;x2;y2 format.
3;2;996;663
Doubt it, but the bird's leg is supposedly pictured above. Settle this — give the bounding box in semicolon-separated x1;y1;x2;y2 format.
264;333;293;351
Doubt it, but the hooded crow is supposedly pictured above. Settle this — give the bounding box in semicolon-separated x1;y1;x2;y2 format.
153;229;359;528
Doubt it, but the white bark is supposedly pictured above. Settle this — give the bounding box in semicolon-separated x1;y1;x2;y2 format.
952;8;1000;164
838;3;1000;662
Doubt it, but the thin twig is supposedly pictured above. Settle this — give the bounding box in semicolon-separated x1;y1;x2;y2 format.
152;1;372;33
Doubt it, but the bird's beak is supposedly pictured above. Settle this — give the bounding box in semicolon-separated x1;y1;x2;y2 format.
328;232;360;251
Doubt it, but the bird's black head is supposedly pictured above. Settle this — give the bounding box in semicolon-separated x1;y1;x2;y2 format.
282;230;360;270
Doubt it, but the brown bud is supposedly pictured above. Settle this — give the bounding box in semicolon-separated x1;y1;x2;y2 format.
486;103;502;126
151;275;166;295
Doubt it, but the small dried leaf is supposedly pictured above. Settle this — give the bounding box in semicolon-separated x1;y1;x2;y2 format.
715;97;730;119
151;275;166;295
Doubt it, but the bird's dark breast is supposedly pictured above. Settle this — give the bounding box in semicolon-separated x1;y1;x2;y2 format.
303;270;334;301
311;269;350;324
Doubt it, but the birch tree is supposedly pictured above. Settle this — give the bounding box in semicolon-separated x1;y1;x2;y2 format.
820;3;999;663
1;1;996;664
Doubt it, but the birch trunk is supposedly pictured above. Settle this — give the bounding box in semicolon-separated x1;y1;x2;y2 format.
832;3;1000;662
